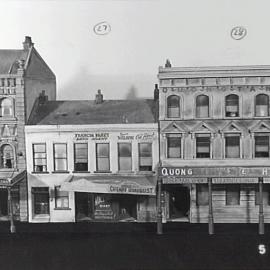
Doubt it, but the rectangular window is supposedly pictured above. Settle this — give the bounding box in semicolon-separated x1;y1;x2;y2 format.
33;143;47;172
225;135;240;158
196;135;210;158
118;143;132;171
32;187;49;215
139;143;152;171
53;143;68;171
196;184;209;206
226;185;240;205
74;143;88;172
55;186;69;209
167;135;181;158
96;143;110;171
255;186;270;205
255;135;269;158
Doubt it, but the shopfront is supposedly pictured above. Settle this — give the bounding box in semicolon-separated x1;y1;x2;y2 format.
158;166;270;234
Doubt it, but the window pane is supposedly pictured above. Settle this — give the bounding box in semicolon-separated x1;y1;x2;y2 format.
1;144;14;168
255;94;269;116
196;184;209;205
118;143;131;157
33;144;47;172
167;95;180;118
196;95;209;118
226;185;240;205
74;143;88;171
225;136;240;158
196;136;210;158
119;157;132;171
96;144;110;171
33;187;49;215
54;144;67;158
226;95;239;117
167;137;181;158
55;187;69;208
97;157;110;171
1;98;13;117
255;136;269;157
55;159;67;171
97;143;109;157
139;143;152;171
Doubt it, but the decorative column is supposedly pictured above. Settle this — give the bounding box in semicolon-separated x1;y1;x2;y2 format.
208;177;214;235
7;187;16;233
157;175;163;235
258;177;264;235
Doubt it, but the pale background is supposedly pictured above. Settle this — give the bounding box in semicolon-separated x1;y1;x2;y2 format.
0;0;269;100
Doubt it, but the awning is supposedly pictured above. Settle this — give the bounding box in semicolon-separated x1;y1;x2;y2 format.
0;170;27;188
60;175;156;196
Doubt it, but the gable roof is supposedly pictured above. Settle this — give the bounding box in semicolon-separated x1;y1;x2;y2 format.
0;50;29;74
28;99;157;125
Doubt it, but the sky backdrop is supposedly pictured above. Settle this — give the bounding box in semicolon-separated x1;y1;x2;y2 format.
1;0;270;100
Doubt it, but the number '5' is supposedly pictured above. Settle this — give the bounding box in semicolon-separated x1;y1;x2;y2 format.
258;244;266;255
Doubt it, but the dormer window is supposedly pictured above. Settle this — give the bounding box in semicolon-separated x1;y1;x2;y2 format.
0;98;13;117
255;94;269;117
167;95;180;118
225;94;239;117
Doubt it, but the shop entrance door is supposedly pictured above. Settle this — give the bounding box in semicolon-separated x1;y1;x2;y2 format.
168;186;190;221
117;195;137;221
0;189;8;219
75;192;93;221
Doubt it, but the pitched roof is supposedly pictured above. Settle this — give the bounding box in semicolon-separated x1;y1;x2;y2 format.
28;99;157;125
0;50;29;74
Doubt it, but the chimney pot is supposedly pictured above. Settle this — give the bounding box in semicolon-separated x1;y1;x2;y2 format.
165;59;172;68
23;36;34;50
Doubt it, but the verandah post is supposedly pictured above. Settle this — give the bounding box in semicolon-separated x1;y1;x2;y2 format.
208;177;214;235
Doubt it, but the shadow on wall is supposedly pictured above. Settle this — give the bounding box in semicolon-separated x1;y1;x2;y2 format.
58;66;155;100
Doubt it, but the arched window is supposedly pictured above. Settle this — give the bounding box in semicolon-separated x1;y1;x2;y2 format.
225;94;239;117
255;94;269;117
196;95;209;118
0;98;13;117
1;144;14;168
167;95;180;118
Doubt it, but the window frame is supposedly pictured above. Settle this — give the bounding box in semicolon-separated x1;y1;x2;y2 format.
167;95;180;118
225;184;240;205
0;98;14;118
118;143;132;172
254;134;269;158
1;144;15;169
224;134;241;159
196;134;211;159
32;187;50;215
196;94;210;118
96;143;110;172
54;186;69;209
32;143;47;172
53;143;68;172
167;134;182;158
138;142;152;171
255;94;269;117
74;143;88;172
225;94;239;118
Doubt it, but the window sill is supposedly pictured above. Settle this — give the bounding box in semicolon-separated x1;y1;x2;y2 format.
31;171;49;174
52;171;70;174
54;207;71;211
72;171;91;173
94;171;112;173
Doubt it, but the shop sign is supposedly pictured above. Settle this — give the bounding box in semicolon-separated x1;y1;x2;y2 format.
212;178;258;184
0;179;10;188
117;132;155;141
160;167;270;179
109;182;155;195
162;177;207;184
74;133;109;141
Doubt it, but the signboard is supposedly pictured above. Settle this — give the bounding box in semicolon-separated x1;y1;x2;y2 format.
109;184;155;195
74;133;109;141
162;177;207;184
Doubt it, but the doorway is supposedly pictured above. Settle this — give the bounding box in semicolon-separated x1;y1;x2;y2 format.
75;192;94;221
168;185;190;221
0;189;8;218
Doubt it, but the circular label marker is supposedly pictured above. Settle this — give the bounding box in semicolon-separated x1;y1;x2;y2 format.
231;26;247;40
93;22;111;35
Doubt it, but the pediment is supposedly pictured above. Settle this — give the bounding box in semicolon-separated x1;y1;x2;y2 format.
162;121;187;133
221;121;243;133
191;122;215;133
250;121;270;133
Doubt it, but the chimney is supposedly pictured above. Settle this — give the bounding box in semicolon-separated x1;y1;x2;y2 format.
23;36;34;50
38;90;48;105
95;89;103;104
165;59;172;68
154;84;159;101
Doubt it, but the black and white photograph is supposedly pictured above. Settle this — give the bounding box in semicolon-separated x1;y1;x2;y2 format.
0;0;270;269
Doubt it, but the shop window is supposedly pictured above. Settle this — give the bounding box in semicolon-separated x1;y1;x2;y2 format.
167;95;180;118
118;143;132;171
55;186;69;209
255;94;269;117
74;143;88;171
225;94;239;117
225;135;240;158
196;135;210;158
167;135;181;158
32;187;49;215
196;95;209;118
53;143;68;171
96;143;110;171
0;98;13;117
0;144;14;168
255;135;269;158
33;143;47;172
138;143;152;171
255;185;270;205
226;185;240;205
196;184;209;206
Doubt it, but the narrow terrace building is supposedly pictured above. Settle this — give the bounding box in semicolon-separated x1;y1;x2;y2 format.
158;63;270;227
25;90;158;223
0;36;56;223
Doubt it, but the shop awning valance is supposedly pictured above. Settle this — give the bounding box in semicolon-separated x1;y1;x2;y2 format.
60;175;156;196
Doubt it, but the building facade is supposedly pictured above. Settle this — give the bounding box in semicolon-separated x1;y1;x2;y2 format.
0;36;56;222
25;91;159;223
158;64;270;223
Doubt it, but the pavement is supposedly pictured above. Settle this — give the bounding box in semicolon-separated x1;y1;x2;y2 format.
0;222;269;270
